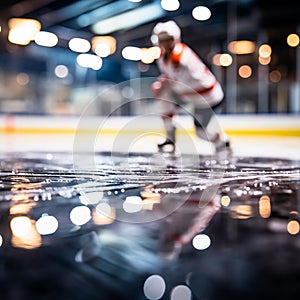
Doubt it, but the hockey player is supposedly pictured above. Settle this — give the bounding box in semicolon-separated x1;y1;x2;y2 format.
151;20;230;153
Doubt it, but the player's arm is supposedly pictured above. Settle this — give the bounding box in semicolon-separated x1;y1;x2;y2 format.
151;74;171;98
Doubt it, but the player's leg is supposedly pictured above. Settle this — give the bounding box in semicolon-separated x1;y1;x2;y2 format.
158;114;176;150
193;105;230;153
154;91;178;152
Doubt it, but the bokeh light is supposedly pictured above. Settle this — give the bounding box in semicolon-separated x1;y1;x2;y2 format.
192;234;211;250
143;274;166;300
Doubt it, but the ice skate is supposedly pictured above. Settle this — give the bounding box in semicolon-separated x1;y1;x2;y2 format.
157;138;175;153
215;140;232;158
215;140;231;152
158;124;176;153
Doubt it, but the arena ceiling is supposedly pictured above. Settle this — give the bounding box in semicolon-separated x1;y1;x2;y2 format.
0;0;298;80
0;0;299;50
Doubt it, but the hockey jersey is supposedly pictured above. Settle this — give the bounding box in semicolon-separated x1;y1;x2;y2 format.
156;42;224;108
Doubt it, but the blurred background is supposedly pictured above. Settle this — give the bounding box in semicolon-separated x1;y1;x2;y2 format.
0;0;299;116
0;0;299;157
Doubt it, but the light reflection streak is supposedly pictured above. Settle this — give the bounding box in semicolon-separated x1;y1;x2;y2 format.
221;195;231;207
140;187;161;211
10;216;41;249
10;216;32;237
259;195;271;218
170;284;192;300
69;206;91;226
268;219;288;232
93;203;115;225
123;196;143;213
192;234;211;250
143;274;166;300
10;200;35;215
80;191;104;205
35;214;59;235
230;205;253;219
287;220;299;235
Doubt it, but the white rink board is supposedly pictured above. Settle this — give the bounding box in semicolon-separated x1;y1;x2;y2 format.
0;114;299;159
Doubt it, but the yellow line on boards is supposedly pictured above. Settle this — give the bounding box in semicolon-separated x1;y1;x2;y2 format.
225;129;300;137
0;127;299;136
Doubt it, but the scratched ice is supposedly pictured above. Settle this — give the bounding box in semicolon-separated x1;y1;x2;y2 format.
1;152;299;200
0;152;299;300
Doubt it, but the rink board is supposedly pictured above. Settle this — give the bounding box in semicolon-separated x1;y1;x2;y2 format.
0;114;299;159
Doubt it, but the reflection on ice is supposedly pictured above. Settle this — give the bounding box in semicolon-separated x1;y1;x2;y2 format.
0;152;299;299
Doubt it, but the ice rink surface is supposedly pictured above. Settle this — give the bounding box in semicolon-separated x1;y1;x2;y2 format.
0;115;299;299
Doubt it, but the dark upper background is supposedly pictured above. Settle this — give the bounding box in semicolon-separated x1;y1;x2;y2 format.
0;0;299;55
0;0;299;115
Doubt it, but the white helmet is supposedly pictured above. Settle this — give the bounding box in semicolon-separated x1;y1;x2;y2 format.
151;20;181;45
